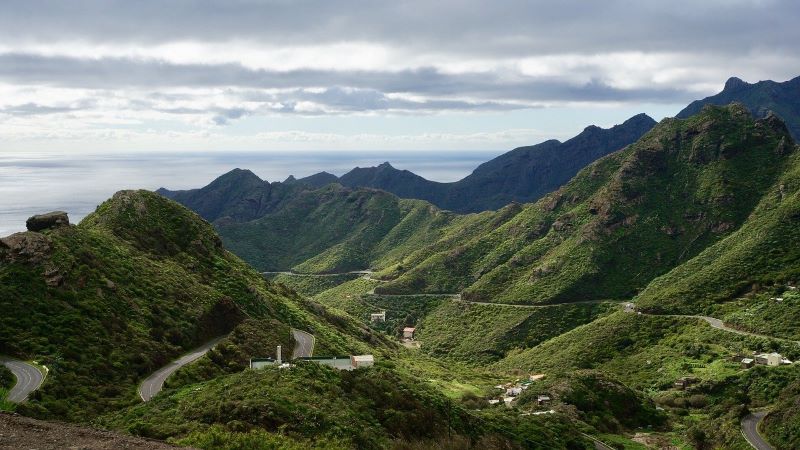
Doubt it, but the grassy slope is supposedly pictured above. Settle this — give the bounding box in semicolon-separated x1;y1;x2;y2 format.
376;104;796;305
217;184;468;273
0;190;372;421
416;301;616;364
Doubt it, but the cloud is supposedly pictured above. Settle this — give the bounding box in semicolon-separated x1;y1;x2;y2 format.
0;1;798;147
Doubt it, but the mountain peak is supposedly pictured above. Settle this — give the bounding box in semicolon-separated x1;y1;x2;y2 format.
723;76;749;91
378;161;395;169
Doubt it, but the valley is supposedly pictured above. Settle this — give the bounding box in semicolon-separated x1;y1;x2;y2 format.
4;85;800;449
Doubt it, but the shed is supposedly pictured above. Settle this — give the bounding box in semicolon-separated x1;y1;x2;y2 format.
351;354;375;369
250;358;276;370
741;358;754;369
537;395;551;406
370;311;386;322
402;327;416;339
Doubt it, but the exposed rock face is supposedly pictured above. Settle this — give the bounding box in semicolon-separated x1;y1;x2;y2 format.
0;232;53;264
26;211;70;232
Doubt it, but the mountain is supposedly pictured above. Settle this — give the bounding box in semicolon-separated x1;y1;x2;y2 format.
156;168;299;223
678;75;800;140
0;190;373;421
335;113;657;212
373;104;796;303
635;136;800;315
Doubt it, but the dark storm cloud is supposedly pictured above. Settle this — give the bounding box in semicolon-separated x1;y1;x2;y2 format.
0;0;798;56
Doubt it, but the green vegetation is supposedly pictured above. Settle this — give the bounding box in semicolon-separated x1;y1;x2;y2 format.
217;185;466;273
518;370;665;433
376;104;797;306
763;378;800;449
0;190;374;421
495;310;800;447
269;273;361;297
636;150;800;315
417;301;615;364
718;291;800;340
0;365;14;411
165;318;295;389
99;362;589;449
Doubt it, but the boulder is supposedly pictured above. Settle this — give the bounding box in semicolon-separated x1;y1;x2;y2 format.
26;211;69;232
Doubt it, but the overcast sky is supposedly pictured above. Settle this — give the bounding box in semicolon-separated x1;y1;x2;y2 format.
1;0;799;152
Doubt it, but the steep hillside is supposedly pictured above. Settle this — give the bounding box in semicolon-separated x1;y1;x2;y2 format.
763;379;800;449
335;114;656;212
678;75;800;140
216;184;475;272
0;190;371;421
376;104;796;304
636;144;800;315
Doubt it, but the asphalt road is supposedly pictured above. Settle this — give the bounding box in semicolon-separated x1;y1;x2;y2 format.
138;336;225;402
742;411;774;450
291;329;315;359
641;312;800;344
0;357;44;403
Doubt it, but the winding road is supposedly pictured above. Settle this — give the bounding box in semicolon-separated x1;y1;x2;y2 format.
139;336;225;401
0;357;44;403
742;412;774;450
292;329;315;359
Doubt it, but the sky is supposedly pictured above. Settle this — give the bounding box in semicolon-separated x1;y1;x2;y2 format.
1;0;799;153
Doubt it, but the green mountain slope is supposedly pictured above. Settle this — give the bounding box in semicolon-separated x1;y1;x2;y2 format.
216;184;471;273
678;76;800;140
376;104;796;304
635;145;800;314
0;190;370;421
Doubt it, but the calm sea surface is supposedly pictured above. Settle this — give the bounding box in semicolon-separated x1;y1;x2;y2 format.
0;151;501;236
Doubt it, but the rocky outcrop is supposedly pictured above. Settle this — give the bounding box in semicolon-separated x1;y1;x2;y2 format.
25;211;69;232
0;232;52;264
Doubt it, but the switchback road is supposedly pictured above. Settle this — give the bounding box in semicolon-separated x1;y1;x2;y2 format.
139;336;225;401
291;329;315;359
742;411;774;450
0;357;44;403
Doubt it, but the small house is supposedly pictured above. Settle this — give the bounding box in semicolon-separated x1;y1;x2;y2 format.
537;395;551;406
403;327;416;340
755;352;792;366
370;311;386;322
741;358;755;369
351;354;375;369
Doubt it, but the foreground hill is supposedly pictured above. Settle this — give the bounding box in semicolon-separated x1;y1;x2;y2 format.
375;104;796;304
0;190;372;421
334;113;656;212
678;75;800;140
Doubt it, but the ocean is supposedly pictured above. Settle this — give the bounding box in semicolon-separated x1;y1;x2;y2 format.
0;150;501;236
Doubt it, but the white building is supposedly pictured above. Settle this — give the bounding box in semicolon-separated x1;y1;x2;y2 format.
351;354;375;369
